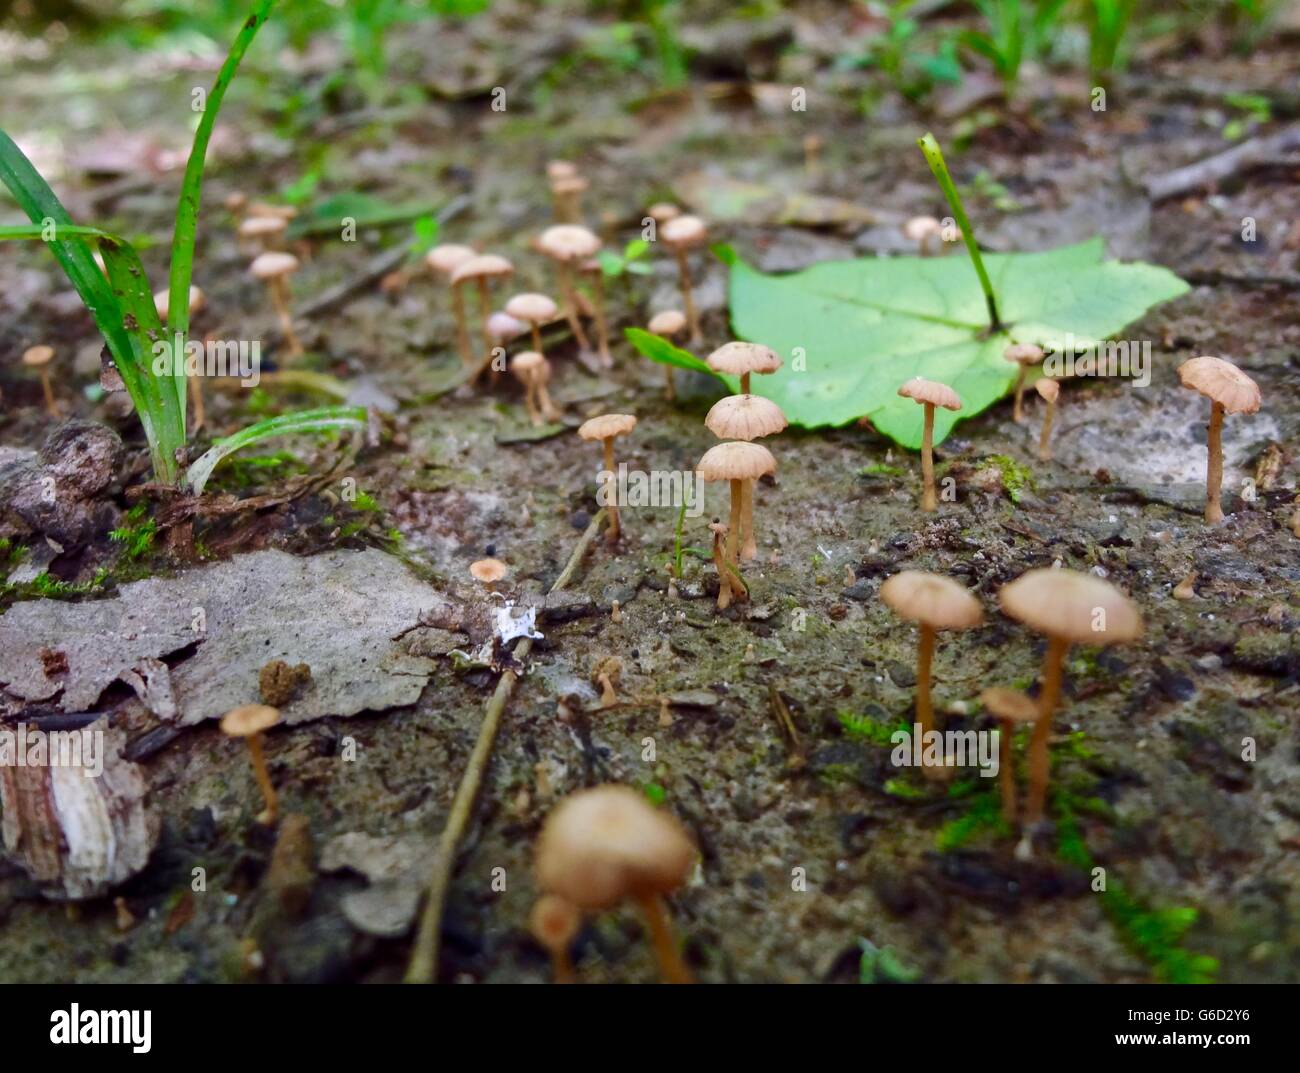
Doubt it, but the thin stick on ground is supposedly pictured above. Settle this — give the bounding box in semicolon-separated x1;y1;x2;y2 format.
404;509;608;985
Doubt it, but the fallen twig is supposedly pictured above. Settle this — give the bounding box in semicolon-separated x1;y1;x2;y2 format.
1144;125;1300;201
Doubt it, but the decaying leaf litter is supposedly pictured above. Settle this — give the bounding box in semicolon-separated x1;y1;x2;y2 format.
0;4;1298;983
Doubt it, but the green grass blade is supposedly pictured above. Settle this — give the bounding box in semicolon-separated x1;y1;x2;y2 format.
167;0;276;418
185;405;367;495
0;223;124;242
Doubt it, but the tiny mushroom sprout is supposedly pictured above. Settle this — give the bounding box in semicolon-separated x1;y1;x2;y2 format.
250;250;303;358
535;784;696;984
707;519;743;609
999;568;1142;828
659;214;708;343
705;394;788;561
537;224;601;353
504;292;560;356
1177;356;1262;524
706;341;782;396
647;202;681;225
426;243;478;366
647;308;688;398
592;655;622;707
897;377;962;512
451;253;516;378
902;215;943;256
879;571;983;781
550;173;589;223
21;345;57;415
1034;378;1060;461
510;351;560;426
578;413;637;544
220;703;282;825
1003;342;1045;423
237;213;287;251
979;687;1041;824
469;557;509;592
529;893;581;984
697;440;776;583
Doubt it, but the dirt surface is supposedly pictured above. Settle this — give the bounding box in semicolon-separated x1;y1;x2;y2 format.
0;4;1298;984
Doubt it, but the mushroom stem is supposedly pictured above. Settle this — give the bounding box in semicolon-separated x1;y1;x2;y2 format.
38;370;56;416
476;278;496;380
551;948;577;985
674;247;701;344
602;437;620;543
711;526;732;610
920;402;938;512
740;371;751;394
1012;367;1027;423
1205;400;1225;524
664;366;676;401
188;374;206;432
537;381;560;422
530;321;544;356
557;262;592;351
916;623;945;781
1025;635;1068;827
246;733;278;825
739;479;757;561
522;378;541;426
635;892;692;984
451;283;473;367
597;673;618;707
726;478;742;567
269;277;302;358
589;268;612;367
998;719;1017;823
1038;398;1055;461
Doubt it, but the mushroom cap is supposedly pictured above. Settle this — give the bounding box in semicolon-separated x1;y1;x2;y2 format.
697;440;777;482
578;413;636;442
486;311;526;343
999;568;1142;645
660;214;707;247
1177;356;1261;415
546;160;579;181
1035;378;1060;403
249;251;300;280
706;341;782;379
705;393;788;441
535;785;695;911
504;292;559;325
220;703;280;737
529;893;581;950
537;224;601;262
897;377;962;411
647;202;681;223
153;284;205;320
425;243;477;276
880;570;983;630
237;215;287;237
451;253;515;285
550;175;589;195
980;687;1040;723
246;202;298;221
22;345;54;367
647;309;687;337
469;558;509;584
902;215;942;241
510;350;550;383
1003;342;1045;366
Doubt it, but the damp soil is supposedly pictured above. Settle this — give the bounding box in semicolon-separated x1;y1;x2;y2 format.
0;5;1297;983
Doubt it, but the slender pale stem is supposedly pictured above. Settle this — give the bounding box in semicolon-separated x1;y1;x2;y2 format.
269;277;302;358
551;949;576;985
188;373;206;432
1025;636;1068;827
1038;400;1055;461
557;262;591;351
247;734;277;825
603;437;619;543
921;403;937;511
636;893;692;984
675;247;701;343
477;278;494;377
917;624;943;780
590;268;611;366
998;720;1017;824
451;283;472;367
530;321;543;356
1205;400;1225;524
740;478;757;561
726;479;742;567
1012;367;1026;423
712;528;731;610
39;370;56;415
740;372;751;394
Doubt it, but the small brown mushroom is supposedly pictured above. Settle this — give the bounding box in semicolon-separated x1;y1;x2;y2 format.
529;894;581;984
704;394;787;561
1034;377;1059;461
592;656;622;708
1177;356;1262;524
536;785;696;984
577;413;637;544
249;251;303;358
237;214;287;252
697;440;776;573
1000;569;1142;827
706;519;744;609
510;351;559;426
451;254;515;380
504;292;560;357
897;377;962;512
902;215;942;256
220;703;282;825
647;309;688;399
426;243;478;367
469;557;509;592
647;202;681;225
880;571;984;781
660;215;708;344
1003;342;1045;423
536;225;601;354
550;174;589;223
979;687;1040;824
705;341;782;396
21;345;57;416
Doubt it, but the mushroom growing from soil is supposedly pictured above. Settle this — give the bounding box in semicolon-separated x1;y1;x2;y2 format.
505;292;560;357
551;174;589;223
979;686;1040;824
705;394;788;560
510;351;560;426
154;284;209;430
237;213;287;252
647;309;687;399
879;571;983;781
1003;342;1045;423
706;341;782;396
697;440;776;575
529;894;581;984
577;413;637;544
592;656;622;707
1034;378;1059;461
999;568;1142;828
707;519;744;610
537;225;601;354
249;251;303;358
902;215;942;255
897;377;962;512
580;257;613;367
1177;356;1262;524
536;784;696;984
426;243;477;366
451;253;516;379
659;215;707;343
21;345;57;416
470;557;509;592
219;703;282;825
